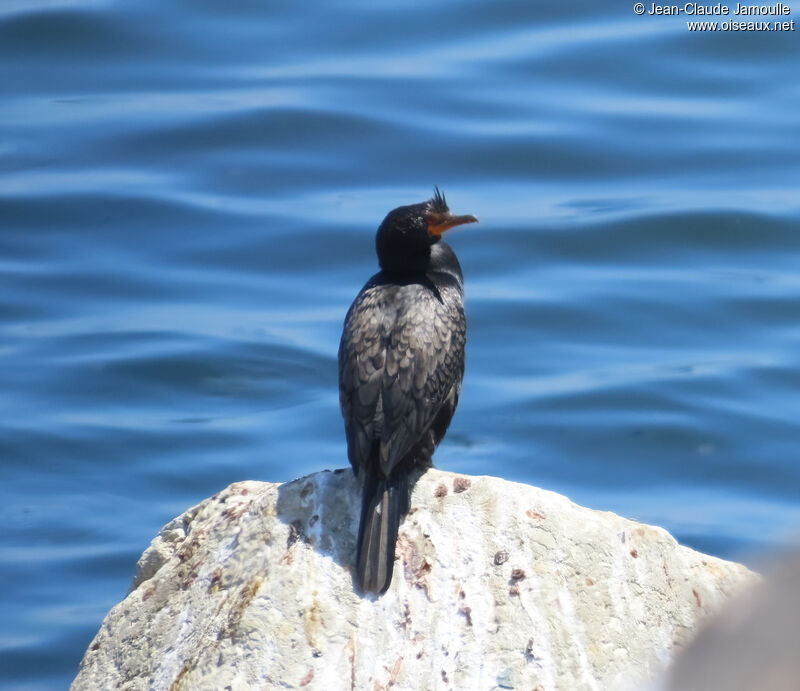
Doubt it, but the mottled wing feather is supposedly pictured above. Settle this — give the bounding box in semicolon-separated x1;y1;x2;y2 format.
339;277;465;477
338;284;383;473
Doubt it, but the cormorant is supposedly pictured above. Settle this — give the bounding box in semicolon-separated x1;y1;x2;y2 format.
338;187;477;595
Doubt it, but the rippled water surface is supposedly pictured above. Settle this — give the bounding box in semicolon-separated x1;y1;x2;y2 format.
2;0;800;687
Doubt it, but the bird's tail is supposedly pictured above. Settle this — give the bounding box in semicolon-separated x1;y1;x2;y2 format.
356;466;409;595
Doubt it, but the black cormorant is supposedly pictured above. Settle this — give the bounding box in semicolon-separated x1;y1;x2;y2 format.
338;187;477;595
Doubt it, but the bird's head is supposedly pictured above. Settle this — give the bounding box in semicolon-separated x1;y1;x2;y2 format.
376;187;477;275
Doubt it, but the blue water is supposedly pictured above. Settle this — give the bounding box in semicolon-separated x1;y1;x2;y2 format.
2;0;799;687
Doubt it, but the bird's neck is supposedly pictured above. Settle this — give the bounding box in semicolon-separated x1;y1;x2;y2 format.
377;245;431;276
427;242;463;286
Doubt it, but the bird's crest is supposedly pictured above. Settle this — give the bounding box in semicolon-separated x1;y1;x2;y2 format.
430;186;448;213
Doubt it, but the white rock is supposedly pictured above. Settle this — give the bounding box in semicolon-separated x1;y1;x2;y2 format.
72;469;757;691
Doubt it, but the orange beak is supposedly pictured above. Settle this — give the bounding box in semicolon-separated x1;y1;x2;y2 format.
427;212;478;237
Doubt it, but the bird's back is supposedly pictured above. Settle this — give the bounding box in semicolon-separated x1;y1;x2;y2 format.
339;267;465;478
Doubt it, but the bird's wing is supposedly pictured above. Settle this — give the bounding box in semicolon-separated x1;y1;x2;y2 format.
338;281;386;474
339;279;465;477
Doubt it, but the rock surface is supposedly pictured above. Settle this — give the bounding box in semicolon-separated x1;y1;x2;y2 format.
72;469;757;691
